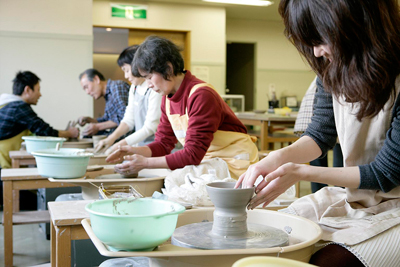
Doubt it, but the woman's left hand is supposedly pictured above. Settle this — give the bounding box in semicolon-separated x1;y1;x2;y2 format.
114;154;148;175
247;162;303;210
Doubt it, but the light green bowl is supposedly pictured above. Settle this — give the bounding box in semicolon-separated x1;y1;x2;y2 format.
31;148;93;178
86;198;186;251
22;136;67;153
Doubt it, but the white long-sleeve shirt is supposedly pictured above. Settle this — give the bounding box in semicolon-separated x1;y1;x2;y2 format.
121;81;162;146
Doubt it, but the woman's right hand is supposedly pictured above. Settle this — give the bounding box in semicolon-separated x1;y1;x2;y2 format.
94;138;114;154
104;139;127;155
236;151;282;189
105;145;135;163
236;149;308;209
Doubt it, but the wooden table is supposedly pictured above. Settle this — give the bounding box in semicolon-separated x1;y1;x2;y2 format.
48;169;170;199
1;167;114;267
9;150;36;168
235;112;298;150
48;200;92;267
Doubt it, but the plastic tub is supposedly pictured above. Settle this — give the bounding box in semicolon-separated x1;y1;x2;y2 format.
22;136;66;153
232;256;316;267
31;148;93;178
85;198;185;251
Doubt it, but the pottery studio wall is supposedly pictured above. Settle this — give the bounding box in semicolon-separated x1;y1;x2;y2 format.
93;0;226;95
0;0;93;129
94;0;315;111
226;18;316;111
0;0;315;125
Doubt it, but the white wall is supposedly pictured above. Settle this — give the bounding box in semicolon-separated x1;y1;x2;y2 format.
0;0;93;129
92;0;226;94
226;18;316;110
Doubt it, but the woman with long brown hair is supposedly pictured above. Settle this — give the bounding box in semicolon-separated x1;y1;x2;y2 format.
237;0;400;266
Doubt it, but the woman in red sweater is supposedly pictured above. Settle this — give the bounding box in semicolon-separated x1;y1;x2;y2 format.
106;36;258;179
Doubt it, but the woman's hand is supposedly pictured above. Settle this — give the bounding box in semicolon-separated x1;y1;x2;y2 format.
106;145;135;163
94;138;113;154
236;151;282;190
114;154;148;175
105;139;127;155
247;162;303;209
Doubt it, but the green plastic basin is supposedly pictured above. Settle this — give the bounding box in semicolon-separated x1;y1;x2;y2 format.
31;148;93;178
22;136;66;153
86;198;186;251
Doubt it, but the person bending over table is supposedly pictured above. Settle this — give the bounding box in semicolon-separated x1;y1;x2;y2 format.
95;45;162;154
237;0;400;266
106;36;258;179
0;71;79;168
77;68;130;137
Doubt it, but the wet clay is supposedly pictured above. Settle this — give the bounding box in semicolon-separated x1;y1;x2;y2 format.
171;181;289;249
206;182;254;237
121;173;139;178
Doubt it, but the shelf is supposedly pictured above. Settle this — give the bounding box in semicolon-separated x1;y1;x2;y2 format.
2;210;50;225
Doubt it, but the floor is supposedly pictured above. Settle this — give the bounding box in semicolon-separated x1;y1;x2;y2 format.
0;213;50;267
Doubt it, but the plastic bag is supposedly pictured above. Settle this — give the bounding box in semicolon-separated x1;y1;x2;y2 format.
163;158;235;206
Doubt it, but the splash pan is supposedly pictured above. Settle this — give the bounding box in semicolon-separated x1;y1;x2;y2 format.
171;222;289;249
82;208;322;266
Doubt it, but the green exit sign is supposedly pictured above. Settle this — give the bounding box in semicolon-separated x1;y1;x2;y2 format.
111;4;147;19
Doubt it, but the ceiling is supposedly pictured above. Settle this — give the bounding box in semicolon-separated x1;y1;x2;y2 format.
118;0;282;21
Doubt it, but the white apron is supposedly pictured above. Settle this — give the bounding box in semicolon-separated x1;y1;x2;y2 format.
288;78;400;248
165;83;259;179
133;87;154;146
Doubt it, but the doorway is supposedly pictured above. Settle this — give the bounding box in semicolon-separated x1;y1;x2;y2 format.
92;27;191;117
226;42;255;111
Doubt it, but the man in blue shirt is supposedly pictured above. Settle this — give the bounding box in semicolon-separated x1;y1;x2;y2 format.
0;71;79;168
77;69;130;137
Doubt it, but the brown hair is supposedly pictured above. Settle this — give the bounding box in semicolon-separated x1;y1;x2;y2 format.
279;0;400;120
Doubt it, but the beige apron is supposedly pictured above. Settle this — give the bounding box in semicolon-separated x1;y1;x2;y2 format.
289;78;400;246
166;83;259;179
0;129;31;168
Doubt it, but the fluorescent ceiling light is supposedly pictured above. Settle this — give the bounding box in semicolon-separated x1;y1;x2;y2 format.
203;0;273;6
106;28;112;32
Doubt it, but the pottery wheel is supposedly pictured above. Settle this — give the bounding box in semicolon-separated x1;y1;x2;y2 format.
171;222;289;250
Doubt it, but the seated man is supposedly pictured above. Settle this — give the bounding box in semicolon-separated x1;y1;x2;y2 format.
77;68;130;137
0;71;79;168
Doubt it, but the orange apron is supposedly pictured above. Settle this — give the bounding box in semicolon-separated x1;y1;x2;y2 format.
165;83;258;179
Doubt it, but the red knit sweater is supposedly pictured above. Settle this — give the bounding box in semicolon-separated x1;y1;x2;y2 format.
147;71;247;170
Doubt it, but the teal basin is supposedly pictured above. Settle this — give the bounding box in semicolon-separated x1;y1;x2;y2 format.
31;148;93;178
22;136;67;153
86;198;186;251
